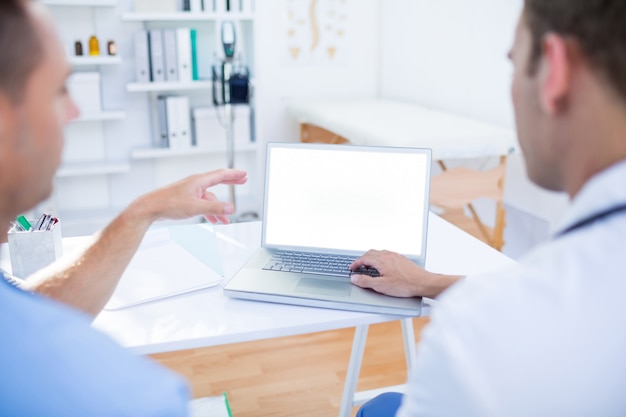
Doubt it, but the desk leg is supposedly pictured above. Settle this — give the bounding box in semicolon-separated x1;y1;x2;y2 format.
338;324;369;417
401;318;417;371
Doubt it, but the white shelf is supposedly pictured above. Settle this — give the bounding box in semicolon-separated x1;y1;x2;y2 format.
126;81;213;93
71;111;126;122
69;55;122;66
131;144;256;160
122;12;254;22
42;0;117;6
56;161;131;178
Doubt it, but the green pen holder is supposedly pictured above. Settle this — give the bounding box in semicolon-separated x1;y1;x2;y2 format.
7;220;63;279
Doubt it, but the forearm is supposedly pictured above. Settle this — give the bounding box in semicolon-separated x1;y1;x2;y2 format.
419;273;464;299
24;197;155;316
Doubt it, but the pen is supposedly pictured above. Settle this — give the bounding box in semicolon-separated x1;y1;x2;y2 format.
34;212;49;231
16;215;31;231
8;220;24;233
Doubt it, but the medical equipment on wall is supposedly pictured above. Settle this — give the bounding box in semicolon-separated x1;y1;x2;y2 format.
211;20;253;218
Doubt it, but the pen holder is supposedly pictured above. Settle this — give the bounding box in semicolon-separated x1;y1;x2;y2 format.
7;221;63;279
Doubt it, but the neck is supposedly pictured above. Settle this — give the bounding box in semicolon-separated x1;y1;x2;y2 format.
560;79;626;199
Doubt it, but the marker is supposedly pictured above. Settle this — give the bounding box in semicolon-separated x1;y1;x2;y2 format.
16;215;32;231
223;392;233;417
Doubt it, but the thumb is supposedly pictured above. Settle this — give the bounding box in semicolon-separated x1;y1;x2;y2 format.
350;273;375;290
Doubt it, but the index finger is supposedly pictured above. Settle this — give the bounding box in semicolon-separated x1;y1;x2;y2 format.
350;250;379;270
198;169;248;187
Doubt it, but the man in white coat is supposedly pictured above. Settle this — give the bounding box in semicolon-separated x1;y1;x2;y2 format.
352;0;626;415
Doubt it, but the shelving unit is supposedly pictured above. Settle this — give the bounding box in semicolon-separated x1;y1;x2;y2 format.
56;161;131;178
71;111;126;122
126;81;213;93
42;0;118;6
40;0;260;235
121;12;254;22
130;144;257;160
69;56;122;66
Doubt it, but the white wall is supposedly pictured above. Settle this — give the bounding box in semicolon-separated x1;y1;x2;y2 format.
379;0;569;231
253;0;380;150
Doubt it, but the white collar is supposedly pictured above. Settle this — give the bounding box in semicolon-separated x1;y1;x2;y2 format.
555;159;626;235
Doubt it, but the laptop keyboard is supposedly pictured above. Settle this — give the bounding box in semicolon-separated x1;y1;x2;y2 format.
263;251;380;278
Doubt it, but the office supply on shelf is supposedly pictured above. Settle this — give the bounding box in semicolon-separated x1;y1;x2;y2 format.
175;96;192;148
190;29;199;81
134;30;151;83
189;0;203;13
176;28;192;83
133;0;178;13
165;96;179;149
105;224;223;311
224;143;430;316
149;29;165;82
163;29;179;82
156;96;169;147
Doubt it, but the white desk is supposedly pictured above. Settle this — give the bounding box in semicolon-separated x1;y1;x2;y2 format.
1;214;515;416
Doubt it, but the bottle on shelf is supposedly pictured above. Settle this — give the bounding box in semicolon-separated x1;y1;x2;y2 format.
88;35;100;56
74;40;83;56
107;40;117;56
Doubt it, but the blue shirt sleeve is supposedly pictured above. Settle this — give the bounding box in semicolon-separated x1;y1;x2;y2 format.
0;273;190;417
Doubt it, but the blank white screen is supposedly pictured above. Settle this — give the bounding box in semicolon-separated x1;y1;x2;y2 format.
264;146;429;257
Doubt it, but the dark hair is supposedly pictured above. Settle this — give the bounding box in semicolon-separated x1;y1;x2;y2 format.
0;0;44;103
524;0;626;102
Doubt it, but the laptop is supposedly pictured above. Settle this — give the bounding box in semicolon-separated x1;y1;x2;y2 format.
223;142;431;316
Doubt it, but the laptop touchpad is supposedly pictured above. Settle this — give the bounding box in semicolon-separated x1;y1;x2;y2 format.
295;278;352;297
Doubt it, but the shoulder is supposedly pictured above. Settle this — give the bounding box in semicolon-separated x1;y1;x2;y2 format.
399;238;626;416
0;283;189;416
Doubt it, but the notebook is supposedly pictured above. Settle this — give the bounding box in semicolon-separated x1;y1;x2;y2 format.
223;143;431;316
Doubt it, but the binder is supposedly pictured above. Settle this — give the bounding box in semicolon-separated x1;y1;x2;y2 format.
134;30;151;83
190;29;199;81
163;29;179;82
241;0;253;13
190;0;203;12
176;28;192;83
215;0;226;13
166;96;192;149
156;96;169;147
165;96;180;148
176;96;192;148
149;29;166;82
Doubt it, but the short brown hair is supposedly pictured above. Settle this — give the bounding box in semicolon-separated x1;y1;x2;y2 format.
524;0;626;103
0;0;44;103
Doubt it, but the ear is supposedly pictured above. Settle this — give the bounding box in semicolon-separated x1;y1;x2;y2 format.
538;33;571;115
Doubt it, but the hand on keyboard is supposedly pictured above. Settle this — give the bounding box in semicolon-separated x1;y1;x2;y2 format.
350;265;381;277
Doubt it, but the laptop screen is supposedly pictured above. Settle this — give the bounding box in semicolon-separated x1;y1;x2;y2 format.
262;143;431;261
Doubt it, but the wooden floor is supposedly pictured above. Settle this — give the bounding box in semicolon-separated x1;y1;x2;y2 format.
152;318;430;417
150;213;484;416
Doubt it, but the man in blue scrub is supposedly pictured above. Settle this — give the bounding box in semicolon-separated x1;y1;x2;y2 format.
0;0;247;415
351;0;626;415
